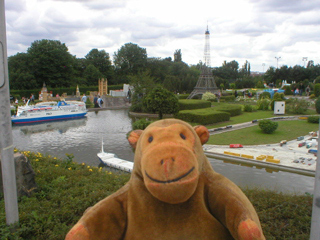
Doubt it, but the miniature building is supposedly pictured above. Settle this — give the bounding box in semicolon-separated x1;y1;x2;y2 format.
76;85;80;97
39;83;52;101
99;78;108;96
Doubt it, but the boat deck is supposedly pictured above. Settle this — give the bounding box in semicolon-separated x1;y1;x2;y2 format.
97;152;133;173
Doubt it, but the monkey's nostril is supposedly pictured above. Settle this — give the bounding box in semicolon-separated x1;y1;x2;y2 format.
160;159;164;165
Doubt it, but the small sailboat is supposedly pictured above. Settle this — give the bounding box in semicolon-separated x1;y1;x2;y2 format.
97;139;133;173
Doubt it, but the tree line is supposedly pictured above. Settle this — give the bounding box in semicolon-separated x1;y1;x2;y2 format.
8;39;320;92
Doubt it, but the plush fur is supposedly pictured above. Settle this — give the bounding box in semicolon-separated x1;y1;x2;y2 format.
66;119;265;240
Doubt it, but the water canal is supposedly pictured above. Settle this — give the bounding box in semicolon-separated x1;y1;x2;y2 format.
12;109;315;195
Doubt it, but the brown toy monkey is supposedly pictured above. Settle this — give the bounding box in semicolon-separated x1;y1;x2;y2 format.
66;119;265;240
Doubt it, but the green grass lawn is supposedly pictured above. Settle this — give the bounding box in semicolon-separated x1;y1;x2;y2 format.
205;108;317;129
207;120;319;145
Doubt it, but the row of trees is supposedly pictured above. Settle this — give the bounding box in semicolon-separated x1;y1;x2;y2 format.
8;39;320;92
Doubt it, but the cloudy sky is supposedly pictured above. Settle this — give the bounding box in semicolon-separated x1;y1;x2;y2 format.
4;0;320;72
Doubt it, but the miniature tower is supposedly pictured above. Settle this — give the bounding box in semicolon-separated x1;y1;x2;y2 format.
98;78;108;96
76;85;80;97
40;82;48;101
187;25;219;99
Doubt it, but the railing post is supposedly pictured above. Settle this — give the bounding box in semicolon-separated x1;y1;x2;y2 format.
0;0;19;226
310;120;320;239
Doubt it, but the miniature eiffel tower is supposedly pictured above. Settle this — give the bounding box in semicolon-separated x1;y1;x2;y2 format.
187;26;219;99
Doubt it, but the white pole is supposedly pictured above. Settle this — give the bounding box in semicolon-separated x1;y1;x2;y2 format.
310;120;320;239
0;0;19;225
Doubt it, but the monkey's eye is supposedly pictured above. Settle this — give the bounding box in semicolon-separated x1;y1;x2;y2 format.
180;133;186;140
148;136;153;143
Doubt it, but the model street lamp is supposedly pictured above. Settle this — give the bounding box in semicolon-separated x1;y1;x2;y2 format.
275;57;281;69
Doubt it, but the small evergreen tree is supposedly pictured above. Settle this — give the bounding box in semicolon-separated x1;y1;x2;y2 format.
143;86;179;119
258;120;278;134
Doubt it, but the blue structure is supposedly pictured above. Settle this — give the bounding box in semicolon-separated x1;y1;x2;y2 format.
263;89;285;98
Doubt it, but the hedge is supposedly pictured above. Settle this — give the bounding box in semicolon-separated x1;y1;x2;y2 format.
176;94;189;99
175;108;230;125
308;115;320;123
220;95;235;102
214;104;242;116
178;99;211;110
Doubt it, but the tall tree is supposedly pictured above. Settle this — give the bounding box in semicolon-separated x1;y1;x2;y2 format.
27;39;75;88
83;64;102;86
85;49;113;81
8;53;36;89
143;85;179;119
113;43;147;78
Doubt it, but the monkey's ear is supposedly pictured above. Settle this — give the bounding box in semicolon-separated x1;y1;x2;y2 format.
194;125;209;145
128;130;143;149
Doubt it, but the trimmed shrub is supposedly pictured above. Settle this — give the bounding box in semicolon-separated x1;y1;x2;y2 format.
259;92;271;99
176;94;189;99
307;116;320;123
175;108;230;125
258;119;278;134
243;104;254;112
316;98;320;114
257;98;271;110
178;99;211;110
220;95;236;102
132;118;152;130
273;92;285;100
202;92;217;102
215;104;242;116
143;86;179;119
314;84;320;97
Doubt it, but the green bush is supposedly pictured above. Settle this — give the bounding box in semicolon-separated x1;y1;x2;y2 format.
175;108;230;125
178;99;211;110
215;104;242;116
176;94;189;99
258;119;278;134
309;94;316;99
85;98;94;108
316;98;320;114
243;104;254;112
143;86;179;119
284;86;293;95
257;98;271;110
273;92;285;100
307;115;320;123
132;118;152;130
220;95;235;102
129;102;144;113
202;92;217;102
314;84;320;97
286;98;309;114
259;92;271;99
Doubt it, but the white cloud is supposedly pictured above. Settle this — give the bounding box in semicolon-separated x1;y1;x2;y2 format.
3;0;320;72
